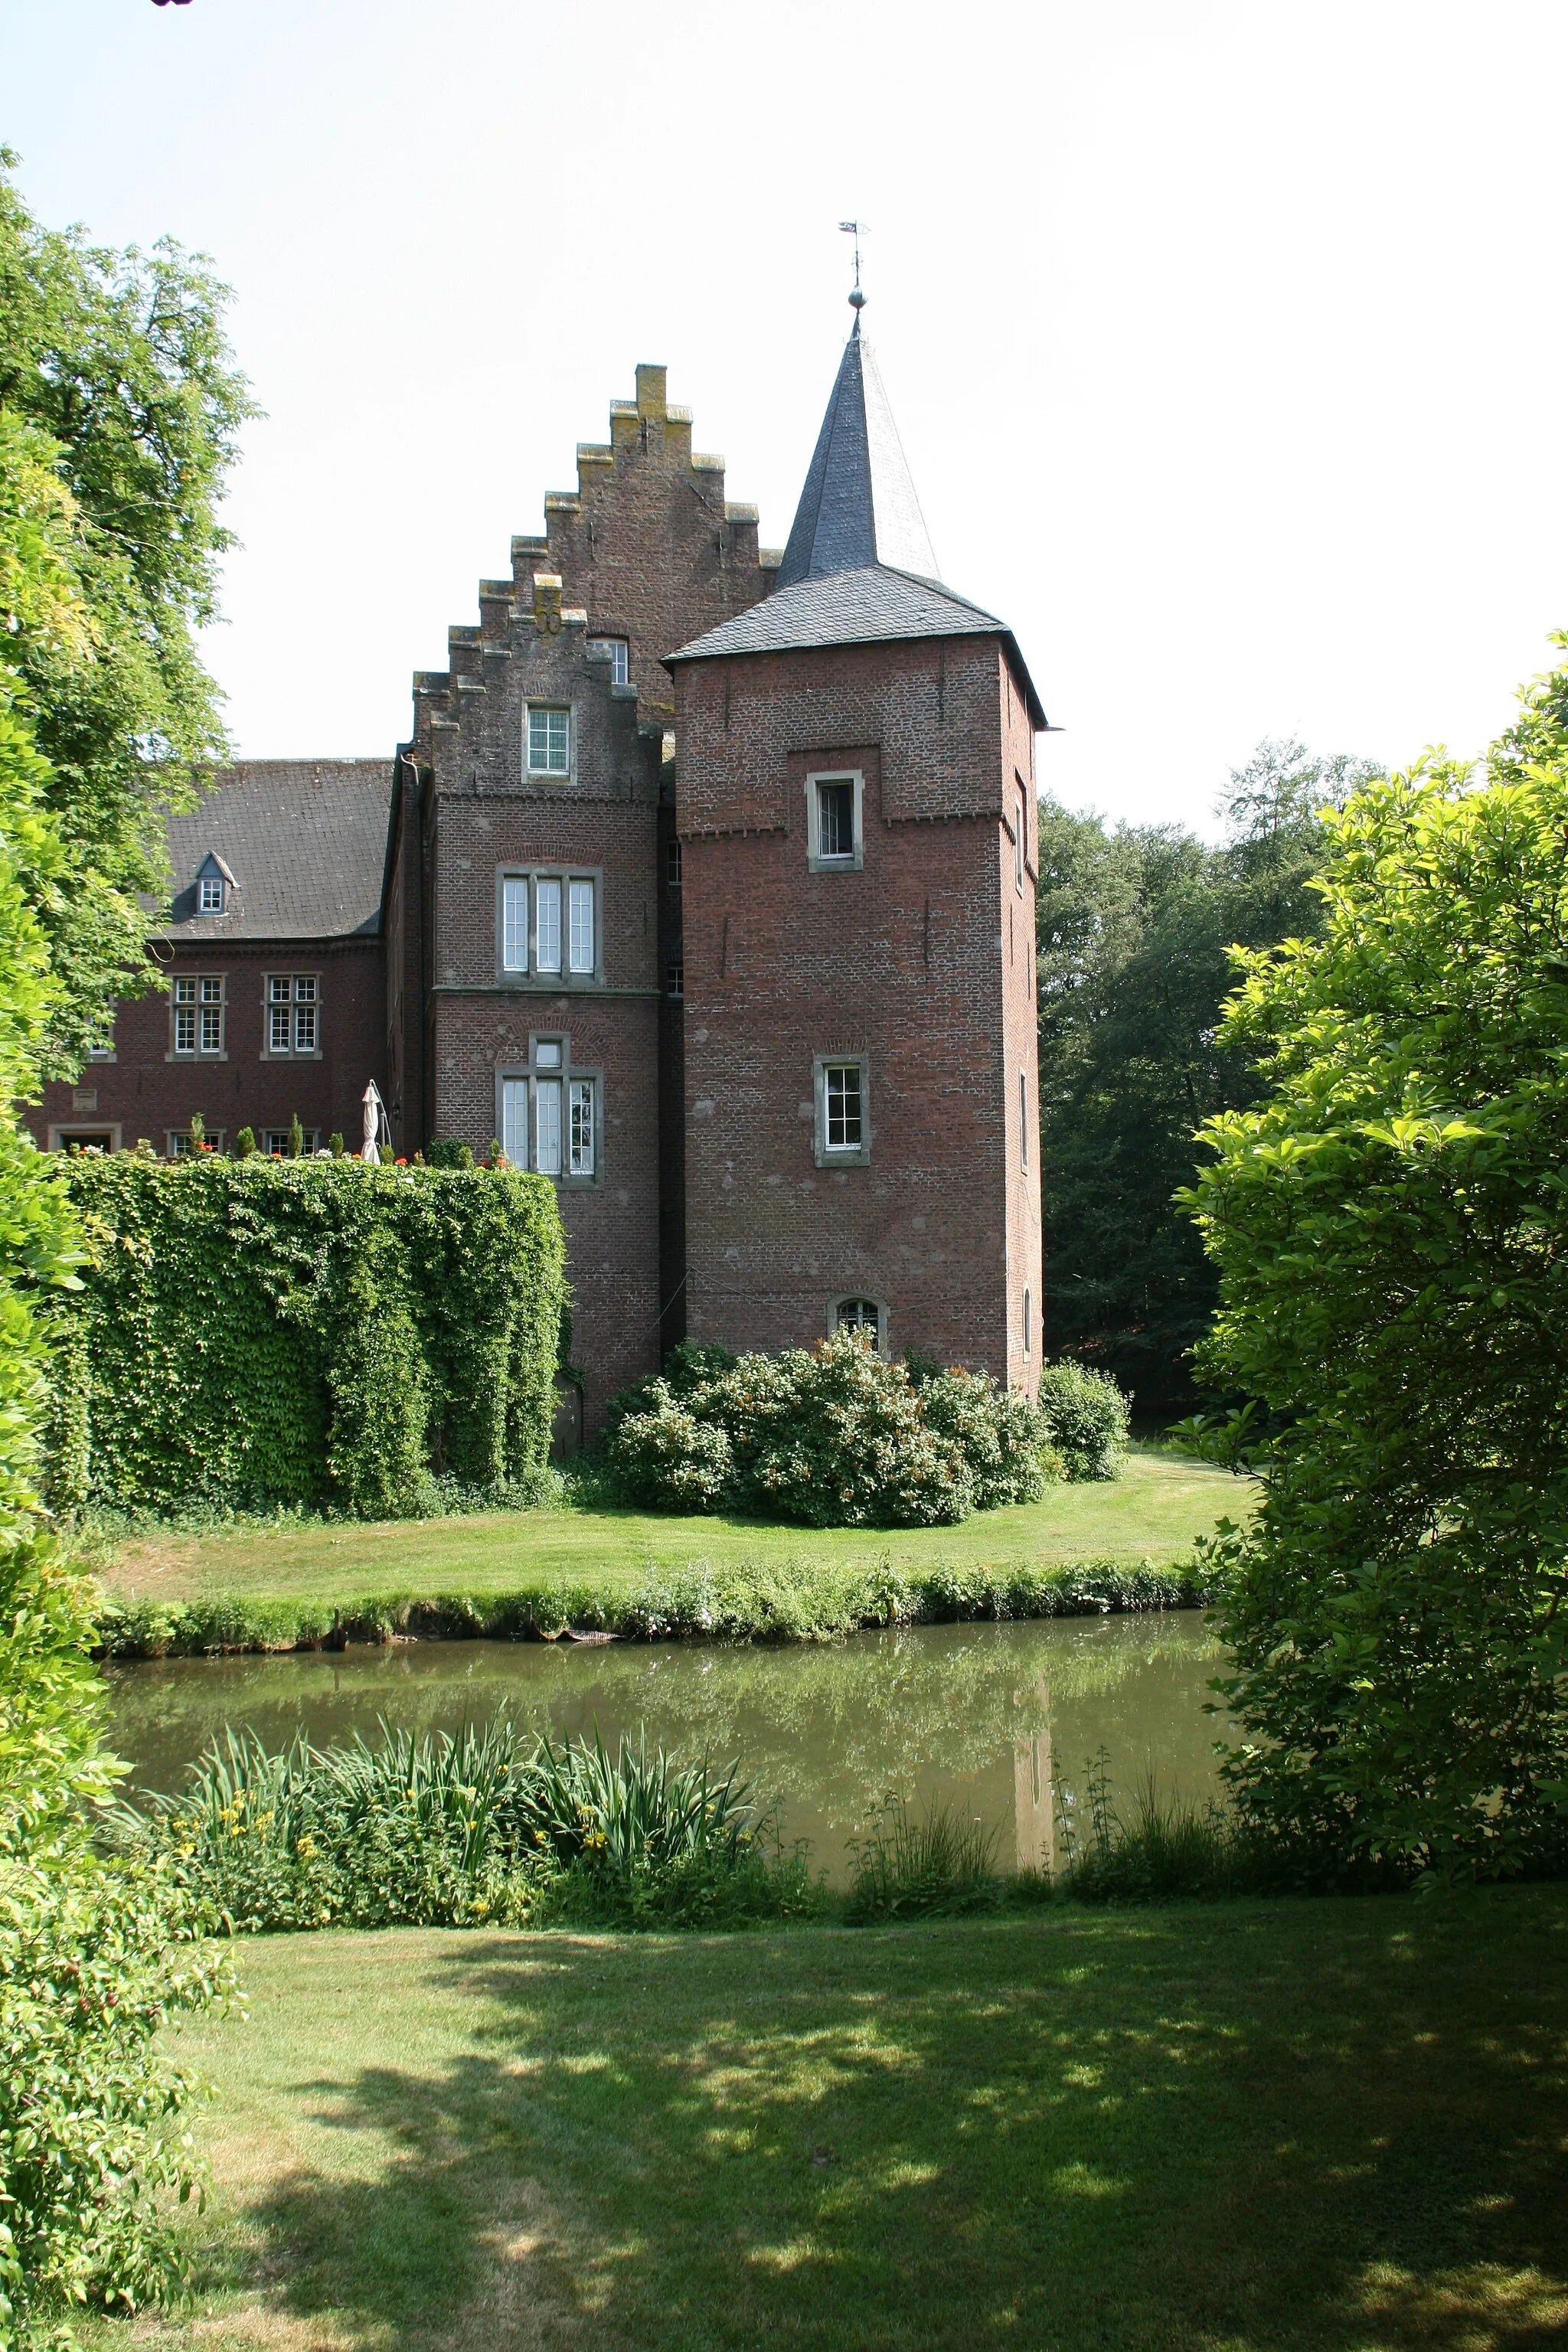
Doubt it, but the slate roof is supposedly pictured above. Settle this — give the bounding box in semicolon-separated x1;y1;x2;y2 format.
160;760;391;941
775;325;940;587
665;564;1048;730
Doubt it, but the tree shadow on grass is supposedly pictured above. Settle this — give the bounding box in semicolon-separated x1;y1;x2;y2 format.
240;1894;1568;2352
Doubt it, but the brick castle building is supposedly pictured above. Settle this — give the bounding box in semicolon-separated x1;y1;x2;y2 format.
27;314;1047;1430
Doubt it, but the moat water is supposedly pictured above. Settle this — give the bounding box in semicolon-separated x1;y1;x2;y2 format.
106;1612;1227;1883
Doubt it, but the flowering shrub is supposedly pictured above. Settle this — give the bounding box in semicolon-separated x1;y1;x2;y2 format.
604;1329;1064;1526
1034;1360;1131;1481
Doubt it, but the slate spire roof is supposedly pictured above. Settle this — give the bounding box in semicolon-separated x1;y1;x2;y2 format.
665;312;1047;729
775;319;940;589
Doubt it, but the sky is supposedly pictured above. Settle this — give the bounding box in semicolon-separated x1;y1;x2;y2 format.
5;0;1567;834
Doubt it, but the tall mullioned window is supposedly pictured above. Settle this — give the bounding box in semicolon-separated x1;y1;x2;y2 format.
500;871;598;982
499;1037;600;1184
266;975;318;1055
172;975;224;1057
527;705;570;775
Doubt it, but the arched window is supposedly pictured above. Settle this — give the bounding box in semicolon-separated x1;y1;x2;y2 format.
833;1298;883;1352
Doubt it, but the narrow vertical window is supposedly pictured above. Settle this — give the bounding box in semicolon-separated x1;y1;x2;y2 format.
1023;1289;1032;1354
536;878;562;974
1015;787;1027;893
825;1063;863;1151
293;976;317;1054
502;877;528;972
568;879;595;974
569;1080;595;1176
666;838;682;889
536;1078;563;1175
818;780;854;859
501;1078;529;1167
1020;1071;1028;1169
173;977;197;1055
200;976;224;1054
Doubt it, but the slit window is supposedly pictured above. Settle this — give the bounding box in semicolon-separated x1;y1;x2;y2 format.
666;838;682;889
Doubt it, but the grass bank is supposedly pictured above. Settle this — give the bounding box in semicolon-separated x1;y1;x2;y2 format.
91;1449;1240;1657
76;1890;1568;2351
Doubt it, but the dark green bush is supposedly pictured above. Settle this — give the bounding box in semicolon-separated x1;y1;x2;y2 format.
604;1329;1058;1526
1035;1359;1130;1479
46;1155;566;1519
426;1136;474;1170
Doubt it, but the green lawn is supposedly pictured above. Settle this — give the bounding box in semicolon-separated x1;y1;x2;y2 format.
79;1890;1568;2351
98;1449;1241;1610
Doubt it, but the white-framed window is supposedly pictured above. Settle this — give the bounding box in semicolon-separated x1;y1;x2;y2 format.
172;974;225;1057
261;1128;320;1156
198;874;225;915
586;636;630;685
265;974;319;1056
526;704;571;776
805;769;864;871
832;1296;885;1352
498;1037;601;1185
86;1011;116;1062
814;1054;871;1166
666;837;682;889
168;1128;227;1157
498;869;599;983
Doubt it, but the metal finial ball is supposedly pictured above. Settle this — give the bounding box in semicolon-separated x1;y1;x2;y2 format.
848;287;867;309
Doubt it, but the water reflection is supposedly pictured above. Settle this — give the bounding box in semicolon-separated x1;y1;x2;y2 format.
106;1613;1227;1884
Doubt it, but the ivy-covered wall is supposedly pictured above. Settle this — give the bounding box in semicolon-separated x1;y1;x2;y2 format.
47;1157;567;1517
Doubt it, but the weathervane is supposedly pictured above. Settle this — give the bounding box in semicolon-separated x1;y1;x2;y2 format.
838;220;869;315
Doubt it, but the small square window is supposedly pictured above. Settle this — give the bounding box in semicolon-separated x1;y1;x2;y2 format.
587;637;629;685
534;1038;563;1068
528;705;571;775
834;1298;883;1351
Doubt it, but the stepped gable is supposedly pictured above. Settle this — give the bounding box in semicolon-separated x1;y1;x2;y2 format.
485;364;779;727
162;760;390;939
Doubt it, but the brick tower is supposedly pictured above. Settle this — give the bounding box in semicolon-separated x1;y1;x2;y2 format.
665;310;1047;1390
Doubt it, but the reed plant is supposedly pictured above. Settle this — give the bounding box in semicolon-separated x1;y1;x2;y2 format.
113;1714;820;1934
1057;1749;1243;1902
845;1792;1003;1919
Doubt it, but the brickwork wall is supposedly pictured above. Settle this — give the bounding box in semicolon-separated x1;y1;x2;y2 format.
26;936;386;1156
672;634;1043;1390
511;364;777;729
399;578;667;1430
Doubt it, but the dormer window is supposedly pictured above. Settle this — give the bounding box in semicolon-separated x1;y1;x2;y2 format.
194;852;235;915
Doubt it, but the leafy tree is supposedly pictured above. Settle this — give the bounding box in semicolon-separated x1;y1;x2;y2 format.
0;180;237;2343
0;149;252;1072
1036;741;1376;1413
1185;655;1568;1880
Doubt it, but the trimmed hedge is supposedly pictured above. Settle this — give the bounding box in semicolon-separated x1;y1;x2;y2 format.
91;1552;1206;1658
47;1156;566;1518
